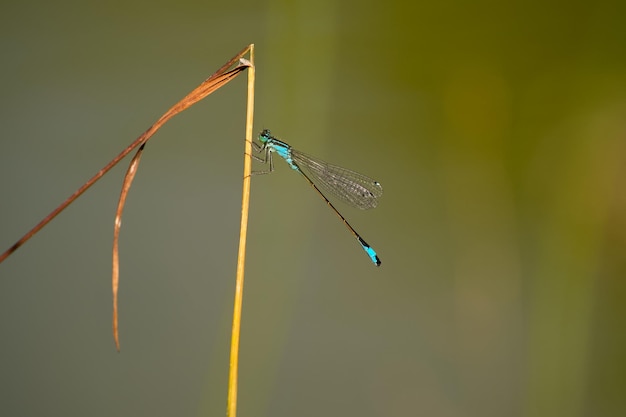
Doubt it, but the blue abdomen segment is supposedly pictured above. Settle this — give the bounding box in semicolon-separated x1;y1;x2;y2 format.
357;236;381;266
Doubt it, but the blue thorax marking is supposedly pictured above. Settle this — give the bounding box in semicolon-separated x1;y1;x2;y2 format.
267;139;298;171
259;130;299;170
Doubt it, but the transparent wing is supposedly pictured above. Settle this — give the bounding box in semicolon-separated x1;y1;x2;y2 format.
291;149;383;210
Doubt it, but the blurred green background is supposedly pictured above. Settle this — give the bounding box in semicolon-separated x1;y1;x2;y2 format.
1;0;625;416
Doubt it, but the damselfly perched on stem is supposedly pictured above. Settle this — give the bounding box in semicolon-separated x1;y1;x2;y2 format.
252;129;383;266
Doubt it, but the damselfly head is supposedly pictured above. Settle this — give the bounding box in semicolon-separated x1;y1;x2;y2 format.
259;129;272;143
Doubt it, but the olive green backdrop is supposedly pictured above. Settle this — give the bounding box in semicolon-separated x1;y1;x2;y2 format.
1;1;624;416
